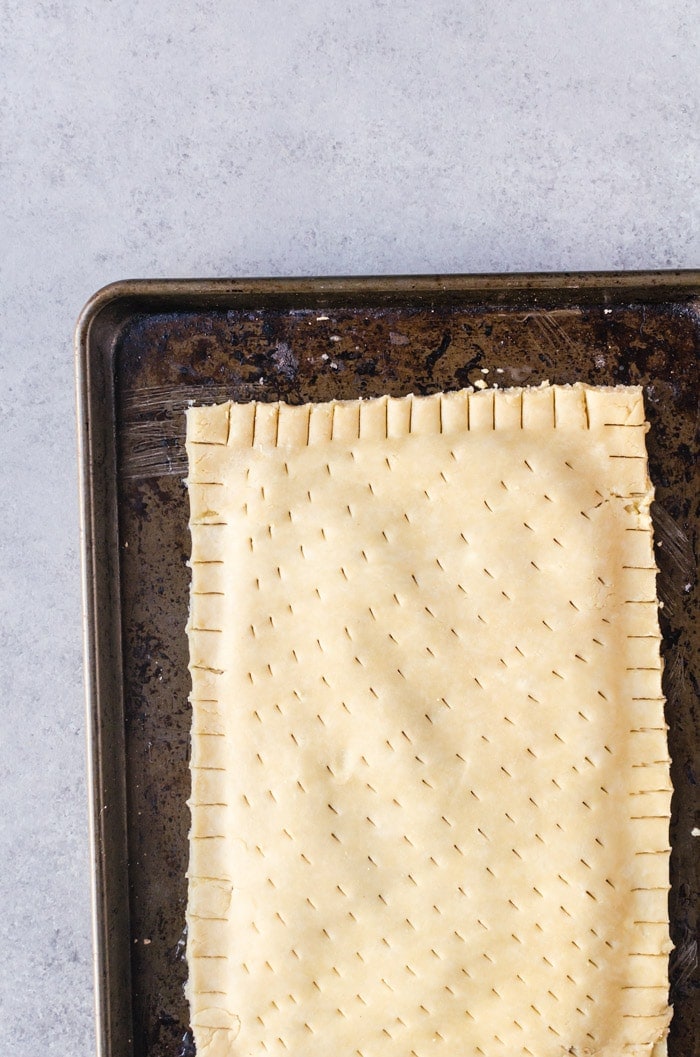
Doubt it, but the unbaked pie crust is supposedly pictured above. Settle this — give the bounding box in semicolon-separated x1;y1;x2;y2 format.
186;384;671;1057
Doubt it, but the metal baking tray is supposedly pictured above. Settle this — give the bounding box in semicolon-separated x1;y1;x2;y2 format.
76;273;699;1057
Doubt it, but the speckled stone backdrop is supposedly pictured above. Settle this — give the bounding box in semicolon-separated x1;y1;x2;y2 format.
0;2;697;1054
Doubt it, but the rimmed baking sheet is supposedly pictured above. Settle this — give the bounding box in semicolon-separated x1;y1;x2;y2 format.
76;273;699;1057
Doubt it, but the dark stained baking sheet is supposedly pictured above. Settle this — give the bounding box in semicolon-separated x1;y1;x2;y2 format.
76;274;699;1057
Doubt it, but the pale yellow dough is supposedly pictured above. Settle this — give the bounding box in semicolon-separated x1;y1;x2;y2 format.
186;384;671;1057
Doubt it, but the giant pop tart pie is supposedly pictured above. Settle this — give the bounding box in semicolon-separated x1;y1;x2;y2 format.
185;383;671;1057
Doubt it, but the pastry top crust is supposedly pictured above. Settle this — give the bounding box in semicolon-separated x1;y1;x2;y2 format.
186;384;671;1057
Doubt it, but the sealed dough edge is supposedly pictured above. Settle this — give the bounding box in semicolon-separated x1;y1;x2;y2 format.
185;382;647;451
185;383;671;1057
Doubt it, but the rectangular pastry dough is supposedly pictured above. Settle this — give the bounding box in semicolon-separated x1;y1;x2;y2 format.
186;384;671;1057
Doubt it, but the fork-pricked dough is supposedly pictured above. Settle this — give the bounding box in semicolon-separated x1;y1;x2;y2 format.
186;384;671;1057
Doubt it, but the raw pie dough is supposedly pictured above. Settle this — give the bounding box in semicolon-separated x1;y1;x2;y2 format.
186;384;671;1057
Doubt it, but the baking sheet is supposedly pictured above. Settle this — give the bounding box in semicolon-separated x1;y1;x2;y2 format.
76;274;699;1057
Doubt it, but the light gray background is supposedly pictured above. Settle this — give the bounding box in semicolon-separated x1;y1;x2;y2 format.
1;1;697;1053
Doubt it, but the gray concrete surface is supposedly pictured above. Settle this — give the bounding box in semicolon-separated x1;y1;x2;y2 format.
0;1;697;1053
